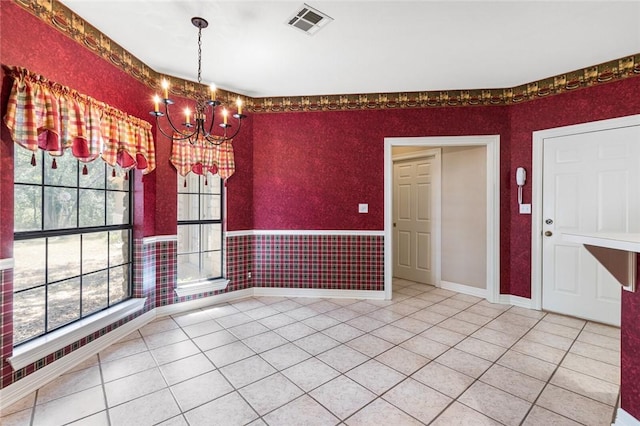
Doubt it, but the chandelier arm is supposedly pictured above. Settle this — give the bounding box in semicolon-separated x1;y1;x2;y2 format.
163;102;199;139
154;116;198;141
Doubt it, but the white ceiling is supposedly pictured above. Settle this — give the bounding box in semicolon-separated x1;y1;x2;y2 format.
59;0;640;98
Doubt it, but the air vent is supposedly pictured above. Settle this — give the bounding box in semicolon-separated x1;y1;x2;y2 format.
286;3;333;35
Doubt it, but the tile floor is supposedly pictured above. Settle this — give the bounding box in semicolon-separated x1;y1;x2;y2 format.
1;279;621;425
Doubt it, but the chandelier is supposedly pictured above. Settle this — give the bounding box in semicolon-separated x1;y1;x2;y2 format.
150;17;245;145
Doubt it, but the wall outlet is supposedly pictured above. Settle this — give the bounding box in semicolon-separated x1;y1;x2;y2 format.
247;272;252;279
519;204;531;214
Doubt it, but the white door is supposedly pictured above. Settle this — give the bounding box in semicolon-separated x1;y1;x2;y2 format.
393;156;434;284
542;124;640;326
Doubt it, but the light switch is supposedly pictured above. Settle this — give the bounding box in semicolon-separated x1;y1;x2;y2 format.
519;204;531;214
358;203;368;213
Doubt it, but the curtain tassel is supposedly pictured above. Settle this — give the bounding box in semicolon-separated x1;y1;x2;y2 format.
112;168;116;178
124;173;128;181
204;177;208;186
82;164;88;175
51;158;57;169
183;179;187;188
30;153;36;166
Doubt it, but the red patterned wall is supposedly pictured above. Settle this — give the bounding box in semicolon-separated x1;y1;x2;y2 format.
621;257;640;419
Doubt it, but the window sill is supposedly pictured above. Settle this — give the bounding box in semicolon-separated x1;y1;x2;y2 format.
175;278;229;297
8;298;147;371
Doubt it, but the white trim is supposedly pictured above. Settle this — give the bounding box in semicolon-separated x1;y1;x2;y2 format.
614;408;640;426
225;230;385;237
392;148;442;290
440;280;488;299
384;135;501;303
0;258;14;271
0;310;155;410
252;287;386;300
498;294;534;310
174;278;230;297
8;298;147;371
142;235;177;245
157;288;254;317
531;114;640;312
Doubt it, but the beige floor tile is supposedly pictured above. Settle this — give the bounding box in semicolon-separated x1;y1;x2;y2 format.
33;386;106;426
228;321;271;340
101;351;157;383
485;318;531;337
480;364;545;403
346;359;406;395
219;355;277;388
497;312;540;329
570;340;620;366
497;350;556;381
104;367;167;407
455;337;506;362
466;305;504;319
345;315;386;332
346;334;394;357
537;384;615;426
155;414;189;426
412;362;475;398
66;410;109;425
264;395;339;426
204;341;255;367
471;327;520;348
421;326;467;346
200;304;240;319
375;346;430;375
215;312;254;329
542;313;586;330
239;373;304;415
561;353;620;385
180;319;223;338
507;306;546;319
183;391;258;426
1;408;33;426
36;365;102;404
66;355;100;374
534;321;581;340
142;328;189;350
438;318;482;335
261;343;311;370
346;398;422;426
294;332;340;355
191;329;237;352
401;297;434;309
244;305;280;321
400;335;450;359
170;370;233;412
258;313;298;329
459;381;531;425
409;309;449;325
99;337;148;363
287;306;322;321
172;309;217;327
307;300;342;314
453;311;493;326
159;353;214;386
325;307;361;322
1;392;35;417
139;318;179;336
416;292;448;304
522;406;582;426
583;322;620;340
436;348;493;378
372;308;406;323
382;378;452;424
512;338;566;364
151;339;201;365
310;376;376;420
577;330;620;352
384;302;420;316
243;330;289;353
322;323;365;343
230;298;267;312
303;314;341;331
370;324;415;345
550;367;620;406
317;344;370;373
282;357;340;392
524;329;574;351
425;303;461;317
390;316;432;334
431;401;502;426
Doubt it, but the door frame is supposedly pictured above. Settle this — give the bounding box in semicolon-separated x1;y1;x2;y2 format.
384;135;501;302
531;114;640;311
392;148;442;287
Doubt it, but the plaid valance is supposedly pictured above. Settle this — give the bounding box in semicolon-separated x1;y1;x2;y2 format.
170;134;235;181
3;65;156;174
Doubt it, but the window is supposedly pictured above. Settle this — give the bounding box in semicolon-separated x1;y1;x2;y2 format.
13;146;132;346
177;173;223;285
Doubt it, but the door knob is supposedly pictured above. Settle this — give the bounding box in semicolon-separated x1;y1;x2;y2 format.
545;219;554;225
544;231;553;237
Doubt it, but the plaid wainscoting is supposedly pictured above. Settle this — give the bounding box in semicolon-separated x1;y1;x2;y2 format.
252;234;384;291
0;267;14;389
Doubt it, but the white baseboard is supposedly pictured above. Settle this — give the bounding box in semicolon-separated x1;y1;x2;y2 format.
156;288;253;317
439;281;488;299
498;294;534;310
614;408;640;426
252;287;386;300
0;310;155;411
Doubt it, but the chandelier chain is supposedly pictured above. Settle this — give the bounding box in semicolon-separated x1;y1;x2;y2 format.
197;26;203;85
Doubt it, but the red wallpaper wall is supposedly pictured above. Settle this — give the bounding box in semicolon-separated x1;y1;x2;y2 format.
621;258;640;420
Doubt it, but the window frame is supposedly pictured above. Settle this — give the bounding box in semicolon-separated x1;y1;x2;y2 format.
12;148;134;347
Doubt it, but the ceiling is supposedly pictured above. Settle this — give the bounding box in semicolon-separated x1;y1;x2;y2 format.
59;1;640;98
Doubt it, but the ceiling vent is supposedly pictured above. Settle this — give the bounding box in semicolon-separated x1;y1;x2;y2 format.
286;4;333;36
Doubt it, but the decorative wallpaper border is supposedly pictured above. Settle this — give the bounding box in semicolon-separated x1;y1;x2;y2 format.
12;0;640;113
